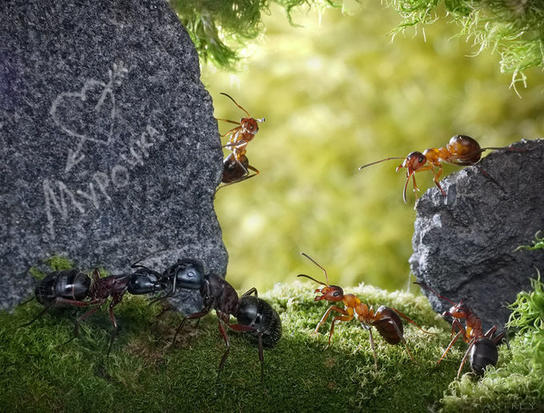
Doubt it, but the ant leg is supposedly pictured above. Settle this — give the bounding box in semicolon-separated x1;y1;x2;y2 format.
19;296;36;306
449;319;468;342
19;302;54;328
327;312;353;347
391;308;435;335
217;319;230;375
437;330;463;365
106;295;124;355
402;339;415;361
476;165;505;192
363;325;378;370
171;308;211;345
242;287;258;297
314;305;349;335
433;166;446;196
483;325;497;338
457;340;475;378
258;334;264;383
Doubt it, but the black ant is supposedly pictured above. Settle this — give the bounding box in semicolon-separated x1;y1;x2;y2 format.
359;135;511;203
24;266;162;351
415;282;505;377
146;261;281;380
298;253;433;369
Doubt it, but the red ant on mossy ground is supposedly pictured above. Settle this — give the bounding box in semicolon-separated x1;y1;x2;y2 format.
216;93;264;188
359;135;515;203
415;282;505;378
297;253;434;369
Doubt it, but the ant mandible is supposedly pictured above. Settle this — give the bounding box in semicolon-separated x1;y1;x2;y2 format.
297;253;432;369
415;282;505;378
359;135;509;203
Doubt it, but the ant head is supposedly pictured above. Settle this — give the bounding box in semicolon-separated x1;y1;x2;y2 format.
297;252;344;302
240;117;261;135
397;151;427;174
447;301;470;319
171;259;206;290
314;285;344;302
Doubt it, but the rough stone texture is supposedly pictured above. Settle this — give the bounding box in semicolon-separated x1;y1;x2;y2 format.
0;0;227;314
411;139;544;330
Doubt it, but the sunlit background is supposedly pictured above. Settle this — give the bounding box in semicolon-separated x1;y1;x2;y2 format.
201;3;544;293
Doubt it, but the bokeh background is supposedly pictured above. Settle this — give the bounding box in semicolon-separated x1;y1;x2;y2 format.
201;3;544;293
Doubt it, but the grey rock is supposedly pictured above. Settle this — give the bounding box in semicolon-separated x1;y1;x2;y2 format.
0;0;227;314
411;139;544;331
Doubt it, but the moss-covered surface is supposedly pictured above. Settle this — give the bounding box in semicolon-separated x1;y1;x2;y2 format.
1;280;542;412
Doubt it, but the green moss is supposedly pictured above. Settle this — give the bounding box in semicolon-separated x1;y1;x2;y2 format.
515;231;544;252
387;0;544;79
171;0;336;69
28;255;74;280
0;281;540;411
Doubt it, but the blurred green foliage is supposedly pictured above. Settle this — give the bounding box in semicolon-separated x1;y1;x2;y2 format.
389;0;544;77
170;0;334;68
205;3;544;294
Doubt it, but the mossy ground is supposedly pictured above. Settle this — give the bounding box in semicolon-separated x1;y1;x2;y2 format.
0;281;542;412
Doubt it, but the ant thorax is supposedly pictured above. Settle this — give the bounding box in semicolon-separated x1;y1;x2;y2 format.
354;301;371;321
422;147;449;164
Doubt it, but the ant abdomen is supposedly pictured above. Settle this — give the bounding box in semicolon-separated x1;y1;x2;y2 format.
371;306;404;345
446;135;482;165
237;295;282;348
470;337;498;375
35;269;91;306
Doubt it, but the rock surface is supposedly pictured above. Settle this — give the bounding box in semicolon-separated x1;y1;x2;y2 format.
0;0;227;313
411;139;544;330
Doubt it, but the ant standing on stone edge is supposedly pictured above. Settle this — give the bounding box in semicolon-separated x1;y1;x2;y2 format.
359;135;514;203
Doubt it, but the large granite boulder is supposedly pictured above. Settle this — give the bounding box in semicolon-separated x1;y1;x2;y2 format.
411;139;544;330
0;0;227;313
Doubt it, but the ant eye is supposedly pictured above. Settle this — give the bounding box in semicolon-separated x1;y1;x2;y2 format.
418;156;425;163
333;291;340;297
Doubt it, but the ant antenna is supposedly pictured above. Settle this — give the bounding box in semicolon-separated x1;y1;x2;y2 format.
414;281;456;305
359;157;404;170
220;92;251;117
298;252;330;285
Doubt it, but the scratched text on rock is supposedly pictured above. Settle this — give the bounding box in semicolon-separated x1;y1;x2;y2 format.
43;63;166;238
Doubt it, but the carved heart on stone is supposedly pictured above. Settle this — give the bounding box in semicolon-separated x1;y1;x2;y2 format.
50;78;117;145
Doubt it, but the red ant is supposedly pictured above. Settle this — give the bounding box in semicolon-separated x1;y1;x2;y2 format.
359;135;510;203
415;282;505;378
216;93;264;188
217;92;264;160
297;253;433;369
